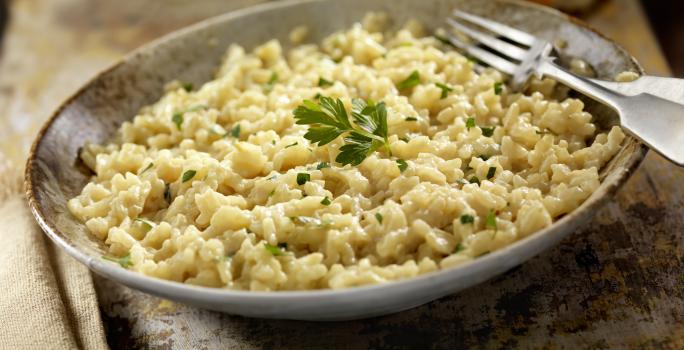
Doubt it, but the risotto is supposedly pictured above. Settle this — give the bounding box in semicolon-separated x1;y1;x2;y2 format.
68;14;625;291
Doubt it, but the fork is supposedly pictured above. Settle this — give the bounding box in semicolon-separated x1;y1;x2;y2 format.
445;10;684;166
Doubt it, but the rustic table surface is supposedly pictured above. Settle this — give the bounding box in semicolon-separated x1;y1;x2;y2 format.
2;0;682;348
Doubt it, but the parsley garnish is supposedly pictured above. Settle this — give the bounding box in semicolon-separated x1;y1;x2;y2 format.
478;155;490;161
435;82;453;99
485;209;497;230
405;117;418;122
163;183;172;203
268;189;276;197
134;218;154;231
316;162;330;170
470;176;481;185
139;163;154;175
466;117;476;130
229;124;241;138
481;126;495;137
460;214;474;225
375;212;383;224
103;254;133;268
494;82;503;95
296;172;310;185
321;196;331;205
293;96;390;166
454;243;465;253
264;72;278;91
182;83;194;92
181;170;197;183
396;70;421;90
318;77;334;87
396;159;408;173
486;166;496;180
313;93;322;100
264;243;284;256
285;141;298;148
172;112;183;130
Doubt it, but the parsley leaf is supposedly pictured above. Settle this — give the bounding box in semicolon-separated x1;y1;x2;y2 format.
454;243;465;253
134;218;154;231
470;176;481;185
285;141;298;148
264;243;284;256
163;183;172;203
466;117;476;130
293;96;390;166
486;166;497;180
396;70;421;90
494;82;503;95
139;163;154;175
318;77;334;87
103;254;133;268
396;159;408;173
481;126;495;137
264;72;278;91
316;162;330;170
182;83;194;92
435;82;453;99
375;212;383;224
230;124;241;138
321;196;331;205
486;209;497;230
405;117;418;122
460;214;474;225
182;170;197;183
296;172;310;185
172;112;183;130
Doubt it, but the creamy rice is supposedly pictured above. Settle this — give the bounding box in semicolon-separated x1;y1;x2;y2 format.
68;14;625;291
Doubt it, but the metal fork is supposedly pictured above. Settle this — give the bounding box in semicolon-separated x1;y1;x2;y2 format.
445;10;684;166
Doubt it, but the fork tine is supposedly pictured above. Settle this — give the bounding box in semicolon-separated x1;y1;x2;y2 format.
452;10;537;47
446;18;528;61
442;34;518;75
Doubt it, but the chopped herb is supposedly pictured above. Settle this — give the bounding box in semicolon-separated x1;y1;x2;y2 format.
230;124;241;138
405;117;418;122
320;196;331;205
271;140;276;145
396;159;408;173
316;162;330;170
163;183;172;203
375;212;383;224
102;254;133;268
481;126;495;137
494;82;503;95
171;112;183;130
460;214;474;225
139;163;154;175
454;243;465;253
486;166;497;180
182;83;194;92
264;243;284;256
293;96;390;166
466;117;476;130
181;170;197;183
134;218;154;231
296;172;310;185
268;189;276;197
264;72;278;91
318;77;334;87
313;93;322;100
267;174;278;180
285;141;298;149
470;176;481;185
399;136;410;143
396;70;421;90
478;155;490;161
435;82;453;99
278;243;288;249
485;209;497;230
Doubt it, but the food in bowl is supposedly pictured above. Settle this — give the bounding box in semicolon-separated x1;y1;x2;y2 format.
67;13;624;291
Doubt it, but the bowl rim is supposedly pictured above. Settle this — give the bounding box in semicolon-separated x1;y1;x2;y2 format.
24;0;649;300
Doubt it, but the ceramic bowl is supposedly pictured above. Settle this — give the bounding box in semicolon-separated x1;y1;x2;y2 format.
25;0;647;320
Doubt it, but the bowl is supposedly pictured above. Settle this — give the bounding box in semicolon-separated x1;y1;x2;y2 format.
25;0;647;320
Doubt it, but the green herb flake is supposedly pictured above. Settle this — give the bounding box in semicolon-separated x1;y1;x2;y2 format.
435;82;454;99
134;218;154;231
478;155;490;161
139;163;154;175
481;126;495;137
466;117;476;130
230;124;241;138
316;162;330;170
171;112;183;130
486;166;497;180
396;159;408;173
399;136;410;143
470;176;481;185
264;72;278;92
375;212;383;224
102;254;133;268
313;93;322;100
321;196;331;205
163;183;172;204
181;170;197;183
268;189;276;197
405;117;418;122
494;82;503;95
293;96;390;166
454;243;465;253
264;243;284;256
460;214;474;225
485;209;497;230
318;77;334;87
182;82;194;92
396;70;421;90
296;172;310;185
284;141;298;149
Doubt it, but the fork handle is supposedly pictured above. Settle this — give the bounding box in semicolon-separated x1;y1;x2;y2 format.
591;76;684;105
539;60;684;166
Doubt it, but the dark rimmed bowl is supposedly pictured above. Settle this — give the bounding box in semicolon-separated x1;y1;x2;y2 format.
25;0;647;320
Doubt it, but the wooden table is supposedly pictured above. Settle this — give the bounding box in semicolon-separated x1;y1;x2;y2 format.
2;0;683;348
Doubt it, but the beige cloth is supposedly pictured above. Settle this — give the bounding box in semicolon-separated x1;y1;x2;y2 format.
0;160;108;349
